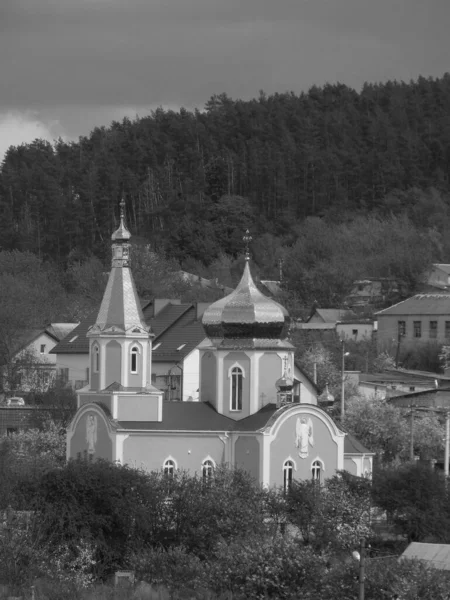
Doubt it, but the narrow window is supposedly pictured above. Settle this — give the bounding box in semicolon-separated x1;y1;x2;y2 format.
413;321;422;338
398;321;406;337
202;459;214;484
311;460;322;483
446;322;450;340
130;346;139;374
163;459;176;478
283;460;294;493
231;366;243;411
429;321;438;339
40;344;46;354
352;329;358;339
93;345;100;372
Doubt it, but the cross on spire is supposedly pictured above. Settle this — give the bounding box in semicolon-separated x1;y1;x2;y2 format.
243;229;252;261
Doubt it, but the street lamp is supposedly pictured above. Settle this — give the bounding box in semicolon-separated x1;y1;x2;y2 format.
341;339;350;420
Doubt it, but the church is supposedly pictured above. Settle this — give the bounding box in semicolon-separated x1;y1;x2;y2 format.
67;201;372;489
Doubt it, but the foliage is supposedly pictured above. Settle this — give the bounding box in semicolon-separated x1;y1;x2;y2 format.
372;462;450;542
399;341;443;372
372;351;395;372
285;474;372;552
0;420;67;509
343;396;445;463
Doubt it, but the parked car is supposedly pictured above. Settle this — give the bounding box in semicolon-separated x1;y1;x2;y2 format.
6;397;25;406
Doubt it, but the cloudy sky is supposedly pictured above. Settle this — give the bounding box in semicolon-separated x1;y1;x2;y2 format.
1;0;449;157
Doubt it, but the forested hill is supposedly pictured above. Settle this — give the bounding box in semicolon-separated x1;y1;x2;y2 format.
1;73;450;272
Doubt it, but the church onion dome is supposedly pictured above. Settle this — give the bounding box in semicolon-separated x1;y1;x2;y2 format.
275;373;294;392
319;384;335;405
202;260;290;340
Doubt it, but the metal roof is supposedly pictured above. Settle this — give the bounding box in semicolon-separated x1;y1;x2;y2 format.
401;543;450;570
376;294;450;316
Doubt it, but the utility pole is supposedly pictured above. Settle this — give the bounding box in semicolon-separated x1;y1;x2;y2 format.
358;538;366;600
445;410;450;478
410;404;415;462
341;339;346;421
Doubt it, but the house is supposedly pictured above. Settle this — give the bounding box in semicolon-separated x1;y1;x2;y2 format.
357;370;441;400
376;294;450;351
67;201;373;486
1;323;78;394
426;264;450;289
345;278;402;310
299;308;374;341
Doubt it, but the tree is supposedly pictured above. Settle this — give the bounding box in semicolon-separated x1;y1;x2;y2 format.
372;462;450;542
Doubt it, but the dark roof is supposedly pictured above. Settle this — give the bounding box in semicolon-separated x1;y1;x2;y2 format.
232;403;278;431
151;305;206;362
118;401;234;431
401;542;450;570
433;264;450;275
376;294;450;316
344;432;372;454
49;311;97;354
116;400;370;454
51;302;204;357
146;303;192;337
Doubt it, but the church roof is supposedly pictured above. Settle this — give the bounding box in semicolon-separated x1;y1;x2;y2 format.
116;400;371;454
93;267;148;333
202;260;290;340
117;401;234;431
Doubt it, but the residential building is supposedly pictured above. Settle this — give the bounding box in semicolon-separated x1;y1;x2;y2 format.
376;294;450;351
345;278;403;310
1;323;78;394
427;264;450;289
67;202;373;484
299;308;374;341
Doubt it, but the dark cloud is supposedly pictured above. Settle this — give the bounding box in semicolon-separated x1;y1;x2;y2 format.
0;0;449;144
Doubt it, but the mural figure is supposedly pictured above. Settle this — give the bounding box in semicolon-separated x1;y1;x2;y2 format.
295;417;314;458
86;415;97;454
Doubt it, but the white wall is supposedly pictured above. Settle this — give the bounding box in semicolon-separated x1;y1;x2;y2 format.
183;348;201;401
25;333;58;364
294;365;317;405
56;353;89;388
336;323;374;340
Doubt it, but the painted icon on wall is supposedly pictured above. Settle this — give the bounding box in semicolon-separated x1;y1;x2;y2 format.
295;417;314;458
86;414;97;454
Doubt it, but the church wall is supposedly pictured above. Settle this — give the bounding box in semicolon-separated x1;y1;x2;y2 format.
222;352;251;419
69;409;113;461
259;353;282;407
269;412;339;487
105;340;122;388
200;352;217;407
364;457;372;476
293;367;317;405
117;394;161;421
122;434;226;473
78;395;112;414
234;436;260;482
344;457;358;476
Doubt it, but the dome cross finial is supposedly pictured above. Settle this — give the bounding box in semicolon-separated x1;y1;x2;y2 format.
243;229;252;261
119;196;126;223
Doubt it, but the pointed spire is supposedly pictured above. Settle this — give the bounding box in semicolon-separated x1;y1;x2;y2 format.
243;229;252;261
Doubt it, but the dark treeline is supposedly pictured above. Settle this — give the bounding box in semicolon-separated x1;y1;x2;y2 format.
2;74;450;309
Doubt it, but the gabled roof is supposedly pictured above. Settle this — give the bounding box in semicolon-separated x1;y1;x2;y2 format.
307;309;356;323
8;327;61;357
49;311;97;354
376;294;450;316
50;302;207;359
151;305;207;363
344;432;372;455
433;264;450;275
46;323;79;341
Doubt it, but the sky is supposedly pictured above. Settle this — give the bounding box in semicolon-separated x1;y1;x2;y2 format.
1;0;449;158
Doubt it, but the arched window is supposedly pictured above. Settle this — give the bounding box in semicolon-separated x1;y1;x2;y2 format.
202;459;215;484
230;366;243;411
283;460;294;493
93;344;100;373
163;458;176;478
311;460;323;483
130;346;139;374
